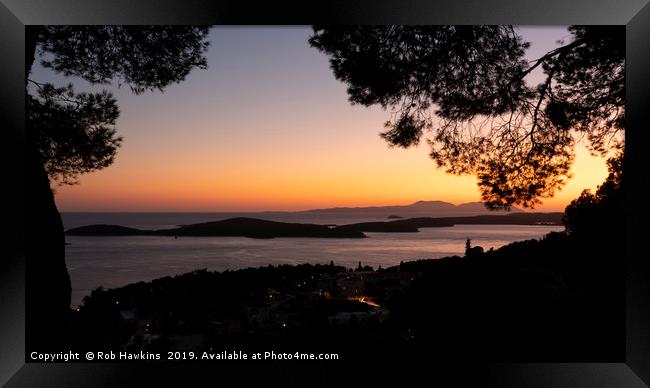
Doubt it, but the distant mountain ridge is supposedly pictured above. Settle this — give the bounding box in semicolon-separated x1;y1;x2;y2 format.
303;200;523;217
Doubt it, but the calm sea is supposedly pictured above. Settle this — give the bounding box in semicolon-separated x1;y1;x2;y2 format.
61;212;563;307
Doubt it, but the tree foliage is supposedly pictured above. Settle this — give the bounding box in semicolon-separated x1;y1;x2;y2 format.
37;26;211;94
309;26;625;209
28;26;211;184
27;82;121;185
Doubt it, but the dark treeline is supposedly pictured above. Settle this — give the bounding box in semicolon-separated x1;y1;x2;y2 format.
384;231;623;361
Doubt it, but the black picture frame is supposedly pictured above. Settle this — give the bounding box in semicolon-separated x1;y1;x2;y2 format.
1;0;648;386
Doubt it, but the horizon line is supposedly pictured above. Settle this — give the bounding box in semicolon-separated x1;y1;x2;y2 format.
58;199;567;213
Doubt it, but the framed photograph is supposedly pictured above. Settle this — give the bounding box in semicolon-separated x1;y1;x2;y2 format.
1;0;648;386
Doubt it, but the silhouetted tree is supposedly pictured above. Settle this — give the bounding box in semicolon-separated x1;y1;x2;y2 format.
310;26;624;209
562;151;624;238
27;82;122;185
25;25;210;352
465;238;484;257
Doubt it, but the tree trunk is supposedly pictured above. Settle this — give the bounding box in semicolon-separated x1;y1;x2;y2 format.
25;25;72;352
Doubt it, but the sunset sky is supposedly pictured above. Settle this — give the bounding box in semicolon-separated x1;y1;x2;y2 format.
31;26;612;212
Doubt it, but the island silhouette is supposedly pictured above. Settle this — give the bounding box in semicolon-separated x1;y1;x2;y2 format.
65;212;563;239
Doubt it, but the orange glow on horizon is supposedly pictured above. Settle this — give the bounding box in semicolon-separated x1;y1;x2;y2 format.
54;137;609;213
